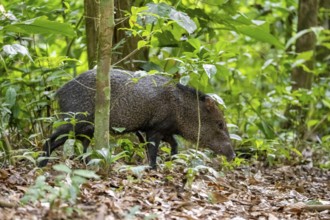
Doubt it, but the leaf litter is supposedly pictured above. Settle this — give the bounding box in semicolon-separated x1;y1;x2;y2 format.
0;161;329;220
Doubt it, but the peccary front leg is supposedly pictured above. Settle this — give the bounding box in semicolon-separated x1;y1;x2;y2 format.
146;132;163;169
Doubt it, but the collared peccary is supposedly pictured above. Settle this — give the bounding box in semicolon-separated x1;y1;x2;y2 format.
39;69;235;168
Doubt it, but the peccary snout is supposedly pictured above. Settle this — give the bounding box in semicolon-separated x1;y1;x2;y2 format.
220;142;236;161
39;69;235;169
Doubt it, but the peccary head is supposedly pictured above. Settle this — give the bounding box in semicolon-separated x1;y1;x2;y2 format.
177;85;235;161
199;96;235;161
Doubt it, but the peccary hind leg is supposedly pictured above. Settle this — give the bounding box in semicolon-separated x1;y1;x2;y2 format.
38;124;71;167
163;135;178;156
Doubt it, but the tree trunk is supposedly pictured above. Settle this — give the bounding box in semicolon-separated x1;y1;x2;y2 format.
112;0;148;70
284;0;318;137
316;0;330;76
85;0;148;71
84;0;99;69
94;0;114;150
291;0;318;90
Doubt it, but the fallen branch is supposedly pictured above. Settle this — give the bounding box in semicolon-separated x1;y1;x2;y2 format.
0;199;16;208
303;204;330;212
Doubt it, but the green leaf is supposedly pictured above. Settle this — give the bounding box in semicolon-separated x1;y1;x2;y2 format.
169;9;197;34
112;127;126;133
256;121;275;139
146;3;196;34
4;17;75;37
296;50;314;61
203;64;217;79
73;170;100;179
137;40;148;49
230;134;242;141
237;25;284;49
53;164;72;174
322;99;330;109
207;93;226;108
110;151;128;163
5;87;17;108
2;44;33;61
179;75;190;86
63;139;75;157
285;29;313;49
146;3;171;17
187;38;201;50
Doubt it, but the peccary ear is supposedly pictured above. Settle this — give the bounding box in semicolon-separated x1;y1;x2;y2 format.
205;96;216;112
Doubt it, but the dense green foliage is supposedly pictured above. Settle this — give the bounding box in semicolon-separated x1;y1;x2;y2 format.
0;0;329;170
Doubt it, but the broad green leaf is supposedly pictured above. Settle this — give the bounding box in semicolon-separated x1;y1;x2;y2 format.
35;56;79;68
202;0;228;5
4;17;75;37
146;3;171;17
207;93;226;108
236;25;284;49
179;75;190;86
262;59;274;70
137;40;148;49
146;3;196;34
203;64;217;79
307;119;319;128
296;50;314;61
285;27;323;49
73;170;100;179
3;45;17;55
2;44;33;61
63;139;75;157
96;148;110;158
256;122;275;139
187;38;201;50
110;151;128;163
230;134;242;141
53;164;72;174
112;127;126;133
5;87;17;108
169;9;197;34
322;99;330;109
227;123;238;129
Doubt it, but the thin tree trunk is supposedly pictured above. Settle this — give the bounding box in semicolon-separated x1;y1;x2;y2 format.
94;0;114;150
85;0;99;69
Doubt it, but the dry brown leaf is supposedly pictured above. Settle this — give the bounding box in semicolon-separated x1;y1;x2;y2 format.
211;191;229;203
284;202;306;213
0;169;9;179
268;213;279;220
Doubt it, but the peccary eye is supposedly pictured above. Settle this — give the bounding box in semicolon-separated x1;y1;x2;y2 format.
217;121;224;129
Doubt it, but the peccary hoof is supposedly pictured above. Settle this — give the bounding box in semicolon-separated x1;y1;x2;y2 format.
148;164;157;171
38;158;49;167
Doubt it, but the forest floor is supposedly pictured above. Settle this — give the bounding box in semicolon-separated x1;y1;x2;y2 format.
0;160;329;220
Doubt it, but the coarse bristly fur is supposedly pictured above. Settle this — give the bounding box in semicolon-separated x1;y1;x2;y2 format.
39;69;235;168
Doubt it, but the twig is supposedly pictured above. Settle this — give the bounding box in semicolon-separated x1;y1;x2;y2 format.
303;204;330;212
0;199;16;208
112;47;140;67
